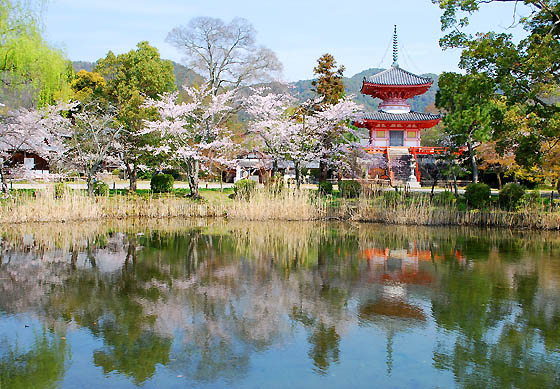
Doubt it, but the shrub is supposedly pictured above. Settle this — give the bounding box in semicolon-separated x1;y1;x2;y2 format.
54;182;66;199
111;169;121;176
150;174;174;193
93;181;109;196
464;183;491;209
339;180;361;198
318;181;333;195
499;183;526;210
234;179;257;200
523;190;542;208
162;168;182;180
432;191;456;206
138;170;152;180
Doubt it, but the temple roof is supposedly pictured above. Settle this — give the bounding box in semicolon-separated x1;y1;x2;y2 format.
361;111;441;121
363;66;433;86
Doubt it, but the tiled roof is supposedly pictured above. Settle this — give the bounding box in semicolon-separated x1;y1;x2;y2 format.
364;66;433;86
360;111;441;121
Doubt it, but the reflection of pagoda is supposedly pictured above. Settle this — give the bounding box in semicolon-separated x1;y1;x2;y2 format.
359;245;434;374
355;26;442;187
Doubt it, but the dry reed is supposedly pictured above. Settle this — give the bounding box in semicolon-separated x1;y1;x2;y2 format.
2;187;560;230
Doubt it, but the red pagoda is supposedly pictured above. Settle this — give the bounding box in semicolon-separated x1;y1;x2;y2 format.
355;26;442;187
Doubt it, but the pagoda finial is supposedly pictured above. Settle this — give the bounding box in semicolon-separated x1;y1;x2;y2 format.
392;25;398;67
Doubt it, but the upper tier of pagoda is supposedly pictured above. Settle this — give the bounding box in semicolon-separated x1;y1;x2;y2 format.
361;66;433;100
359;25;435;114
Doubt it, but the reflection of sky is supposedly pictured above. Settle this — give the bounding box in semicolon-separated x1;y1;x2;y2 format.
2;224;560;387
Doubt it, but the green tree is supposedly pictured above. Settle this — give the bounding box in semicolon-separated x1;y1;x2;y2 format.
0;0;72;107
311;53;347;181
434;0;560;189
312;53;345;105
95;42;176;191
70;69;106;103
436;72;498;183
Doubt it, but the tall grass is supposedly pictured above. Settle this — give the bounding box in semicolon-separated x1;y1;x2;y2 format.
227;188;326;221
2;187;560;229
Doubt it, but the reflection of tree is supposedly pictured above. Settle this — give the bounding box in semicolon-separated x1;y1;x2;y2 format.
308;322;340;374
0;331;67;389
2;220;560;386
432;263;560;387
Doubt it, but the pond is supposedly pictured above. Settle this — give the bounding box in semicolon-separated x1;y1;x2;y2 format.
1;220;559;388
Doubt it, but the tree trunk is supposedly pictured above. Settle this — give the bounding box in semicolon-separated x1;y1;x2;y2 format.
497;169;503;190
272;159;278;178
187;159;201;199
467;141;478;183
128;164;137;192
452;170;459;198
319;160;328;182
295;161;301;189
87;173;94;197
430;178;438;201
0;163;8;194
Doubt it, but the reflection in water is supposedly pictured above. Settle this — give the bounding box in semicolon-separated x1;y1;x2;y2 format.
0;220;560;388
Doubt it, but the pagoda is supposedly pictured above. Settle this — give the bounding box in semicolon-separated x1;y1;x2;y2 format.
355;26;441;187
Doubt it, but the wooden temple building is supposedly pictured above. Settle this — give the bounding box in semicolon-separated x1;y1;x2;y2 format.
355;26;442;187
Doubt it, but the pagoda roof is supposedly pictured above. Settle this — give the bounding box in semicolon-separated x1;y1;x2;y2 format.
361;111;441;122
364;66;433;86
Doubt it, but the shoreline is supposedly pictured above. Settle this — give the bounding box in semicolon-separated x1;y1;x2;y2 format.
2;191;560;230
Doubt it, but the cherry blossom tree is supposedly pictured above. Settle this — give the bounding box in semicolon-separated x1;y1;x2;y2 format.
144;83;238;199
306;96;362;181
0;101;75;193
247;88;361;187
64;103;122;196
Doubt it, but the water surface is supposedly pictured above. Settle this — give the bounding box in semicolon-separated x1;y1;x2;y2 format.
1;220;559;388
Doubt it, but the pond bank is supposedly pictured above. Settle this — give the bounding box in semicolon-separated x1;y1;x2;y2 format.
2;188;560;230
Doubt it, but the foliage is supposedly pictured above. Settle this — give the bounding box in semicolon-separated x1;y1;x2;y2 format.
464;182;491;208
318;181;332;195
339;180;361;198
54;182;66;199
111;169;120;176
499;183;526;210
161;168;181;180
233;179;256;200
70;70;106;103
0;101;74;192
150;174;174;193
0;1;72;107
435;0;560;190
64;102;122;196
436;72;498;183
94;41;176;191
312;53;345;105
144;82;238;199
93;181;109;196
432;190;456;205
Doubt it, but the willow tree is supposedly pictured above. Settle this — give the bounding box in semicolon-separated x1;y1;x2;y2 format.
0;0;72;107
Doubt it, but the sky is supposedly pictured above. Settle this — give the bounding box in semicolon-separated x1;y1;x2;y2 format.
43;0;527;82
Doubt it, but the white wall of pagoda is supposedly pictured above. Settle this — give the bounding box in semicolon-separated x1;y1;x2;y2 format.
368;128;421;147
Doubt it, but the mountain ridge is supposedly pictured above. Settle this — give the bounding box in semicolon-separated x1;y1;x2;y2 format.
71;61;439;112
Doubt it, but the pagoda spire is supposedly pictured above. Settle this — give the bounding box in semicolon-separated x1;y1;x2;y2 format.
392;25;398;67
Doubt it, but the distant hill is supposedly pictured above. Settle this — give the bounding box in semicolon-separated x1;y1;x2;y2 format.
72;60;203;90
72;61;439;112
292;68;439;113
